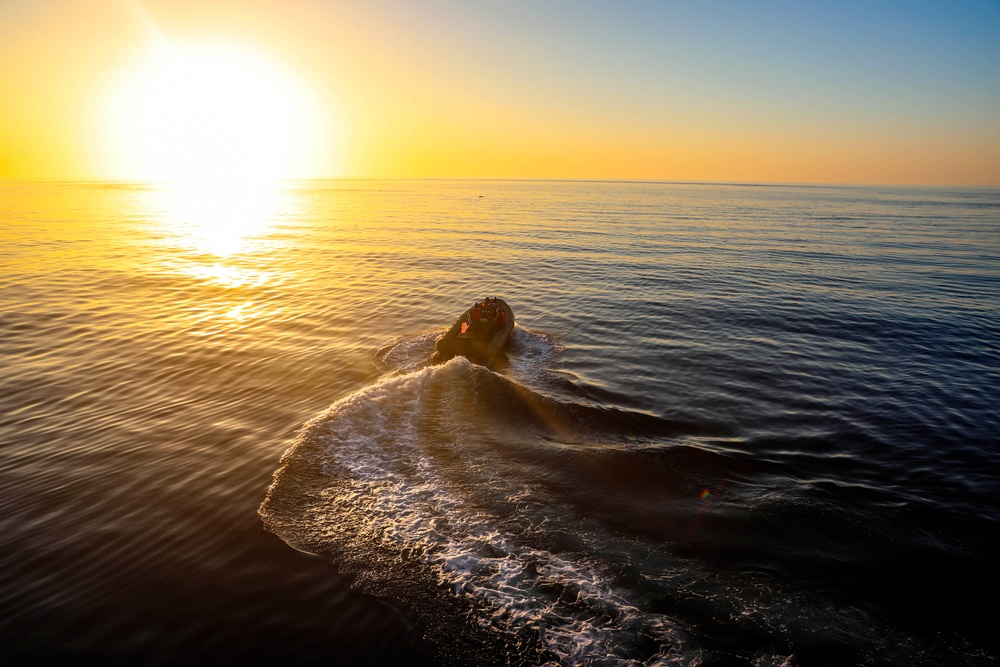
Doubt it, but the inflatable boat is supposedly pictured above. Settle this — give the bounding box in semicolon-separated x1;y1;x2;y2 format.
434;297;515;363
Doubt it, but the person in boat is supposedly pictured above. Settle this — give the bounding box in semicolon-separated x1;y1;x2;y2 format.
470;301;483;336
466;298;505;339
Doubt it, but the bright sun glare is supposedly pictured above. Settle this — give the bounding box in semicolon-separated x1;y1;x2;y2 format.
103;41;328;184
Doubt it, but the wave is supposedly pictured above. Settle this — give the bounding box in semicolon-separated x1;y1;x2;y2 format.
261;346;729;663
259;339;984;665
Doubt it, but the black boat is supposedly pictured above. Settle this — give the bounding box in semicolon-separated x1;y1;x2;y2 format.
434;297;515;363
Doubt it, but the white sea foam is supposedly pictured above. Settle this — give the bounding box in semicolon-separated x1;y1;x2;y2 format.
373;330;442;374
290;358;696;665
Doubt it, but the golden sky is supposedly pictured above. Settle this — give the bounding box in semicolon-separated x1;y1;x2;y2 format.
1;0;998;186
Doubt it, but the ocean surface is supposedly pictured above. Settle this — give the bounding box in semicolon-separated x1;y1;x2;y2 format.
1;179;998;666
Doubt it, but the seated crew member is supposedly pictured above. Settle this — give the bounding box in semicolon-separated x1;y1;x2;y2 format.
470;302;483;335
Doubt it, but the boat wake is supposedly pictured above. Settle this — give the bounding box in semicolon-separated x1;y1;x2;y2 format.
260;328;984;666
260;350;703;664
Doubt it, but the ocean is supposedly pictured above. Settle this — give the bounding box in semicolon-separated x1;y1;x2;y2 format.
1;179;997;666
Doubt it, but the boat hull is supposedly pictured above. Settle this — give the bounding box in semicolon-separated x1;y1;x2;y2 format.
434;298;515;363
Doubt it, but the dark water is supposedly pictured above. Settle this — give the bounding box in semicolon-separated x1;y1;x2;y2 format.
1;180;998;666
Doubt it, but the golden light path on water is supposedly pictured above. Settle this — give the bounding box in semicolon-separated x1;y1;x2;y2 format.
138;181;299;335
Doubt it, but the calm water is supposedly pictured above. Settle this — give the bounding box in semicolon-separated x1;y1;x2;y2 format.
1;180;998;666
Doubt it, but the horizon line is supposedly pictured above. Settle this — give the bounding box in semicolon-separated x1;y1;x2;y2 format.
1;176;998;190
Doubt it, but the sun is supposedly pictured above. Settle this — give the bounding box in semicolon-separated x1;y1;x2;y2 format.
102;40;332;184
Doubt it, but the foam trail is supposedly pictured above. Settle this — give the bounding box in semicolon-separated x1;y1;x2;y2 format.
262;358;702;665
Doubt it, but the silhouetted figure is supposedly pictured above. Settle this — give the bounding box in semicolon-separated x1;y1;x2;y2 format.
470;302;483;336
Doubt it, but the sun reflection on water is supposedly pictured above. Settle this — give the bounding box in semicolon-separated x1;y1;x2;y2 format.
144;181;296;259
189;263;273;289
137;181;300;333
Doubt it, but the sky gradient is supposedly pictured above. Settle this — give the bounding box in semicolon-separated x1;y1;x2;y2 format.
1;0;998;186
